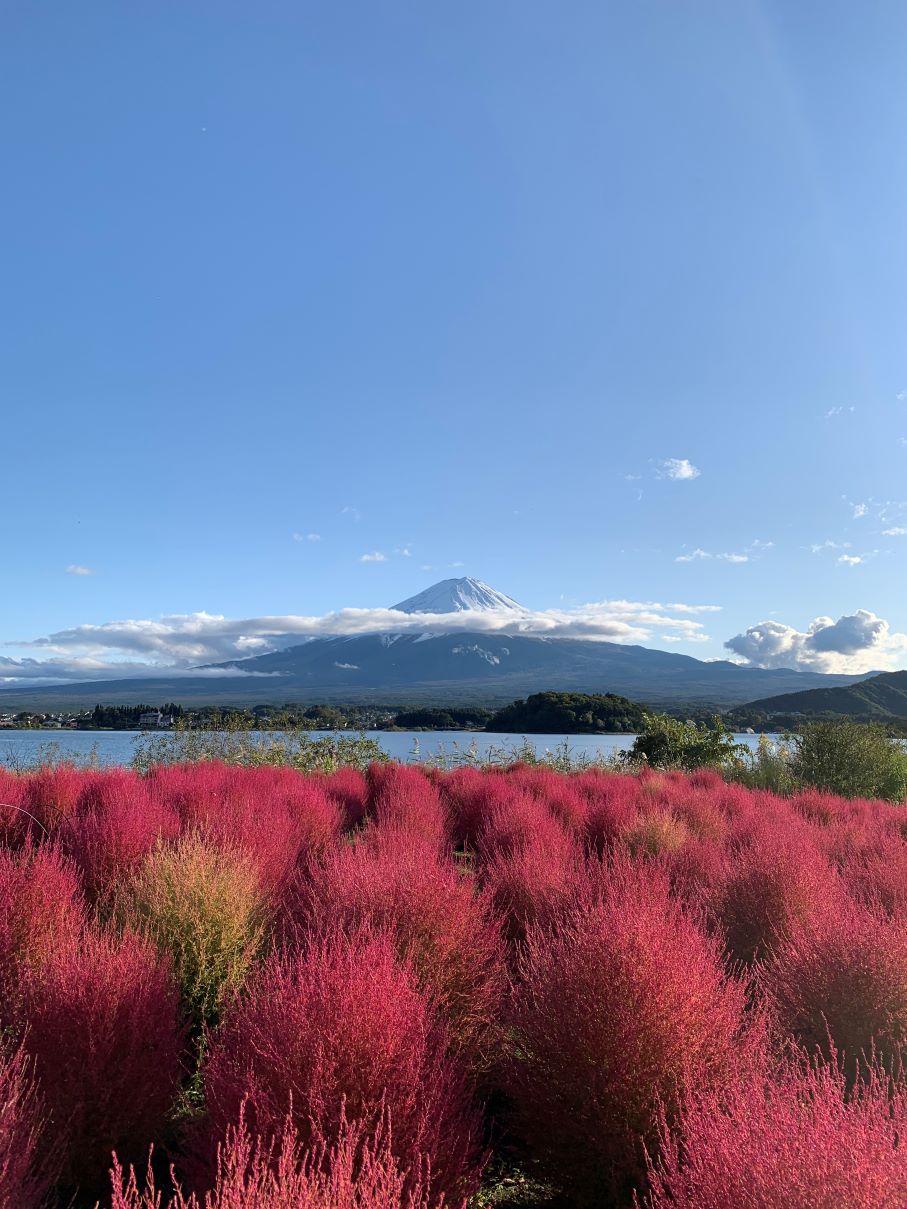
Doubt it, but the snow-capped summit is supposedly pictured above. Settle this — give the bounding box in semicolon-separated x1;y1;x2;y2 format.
392;577;526;615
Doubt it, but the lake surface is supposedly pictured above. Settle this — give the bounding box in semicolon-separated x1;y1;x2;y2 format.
0;729;771;768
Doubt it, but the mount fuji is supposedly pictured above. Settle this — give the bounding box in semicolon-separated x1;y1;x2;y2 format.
391;578;526;615
0;577;872;710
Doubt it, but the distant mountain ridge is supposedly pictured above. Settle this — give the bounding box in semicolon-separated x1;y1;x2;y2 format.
732;670;907;720
0;578;874;710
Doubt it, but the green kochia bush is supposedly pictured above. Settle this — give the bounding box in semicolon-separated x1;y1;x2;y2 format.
119;834;266;1026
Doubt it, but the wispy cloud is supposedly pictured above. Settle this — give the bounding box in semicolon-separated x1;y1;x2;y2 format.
292;532;321;542
674;539;772;565
360;552;387;563
883;527;907;537
852;502;868;519
341;506;362;522
657;457;701;481
810;539;851;554
65;565;95;577
675;548;748;564
897;390;907;401
824;405;855;418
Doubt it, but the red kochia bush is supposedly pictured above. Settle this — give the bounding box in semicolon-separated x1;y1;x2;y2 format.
713;829;839;964
19;926;184;1190
503;858;745;1203
112;1106;440;1209
22;765;84;835
761;894;907;1075
504;767;591;835
166;764;340;900
322;767;369;830
289;830;504;1063
199;928;482;1206
843;832;907;918
646;1053;907;1209
438;766;498;851
0;843;85;994
65;770;179;901
0;1042;52;1208
476;787;568;864
366;764;449;853
0;769;28;847
482;826;581;945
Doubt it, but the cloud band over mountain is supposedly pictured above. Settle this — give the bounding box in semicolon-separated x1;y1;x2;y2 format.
2;599;720;685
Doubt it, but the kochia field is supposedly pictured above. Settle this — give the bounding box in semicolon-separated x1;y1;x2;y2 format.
1;759;907;1207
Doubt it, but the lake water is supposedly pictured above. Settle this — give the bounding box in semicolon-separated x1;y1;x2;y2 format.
0;729;771;769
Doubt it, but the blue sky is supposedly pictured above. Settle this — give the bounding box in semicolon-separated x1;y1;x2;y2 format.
2;1;907;682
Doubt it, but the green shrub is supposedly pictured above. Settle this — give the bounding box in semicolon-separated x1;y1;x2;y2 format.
790;721;907;802
118;835;266;1026
624;714;746;774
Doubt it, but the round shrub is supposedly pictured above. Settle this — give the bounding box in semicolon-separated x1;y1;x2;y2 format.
761;894;907;1075
19;926;183;1191
646;1052;907;1209
199;927;483;1206
290;830;504;1065
120;834;266;1025
503;859;745;1202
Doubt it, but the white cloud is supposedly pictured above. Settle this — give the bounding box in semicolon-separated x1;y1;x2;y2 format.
394;547;412;557
675;538;771;564
292;532;321;543
852;502;869;519
838;554;864;566
824;405;855;418
333;662;359;670
658;458;700;481
883;527;907;537
675;548;748;564
65;565;94;577
0;596;722;685
725;609;907;673
360;552;387;563
897;390;907;401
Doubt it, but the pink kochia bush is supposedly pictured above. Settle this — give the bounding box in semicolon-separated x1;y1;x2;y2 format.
0;1042;51;1209
64;768;179;901
0;842;85;992
366;763;449;852
503;859;746;1203
17;926;184;1191
761;892;907;1075
199;927;483;1206
712;828;840;964
148;763;340;902
112;1106;441;1209
290;830;504;1063
646;1052;907;1209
